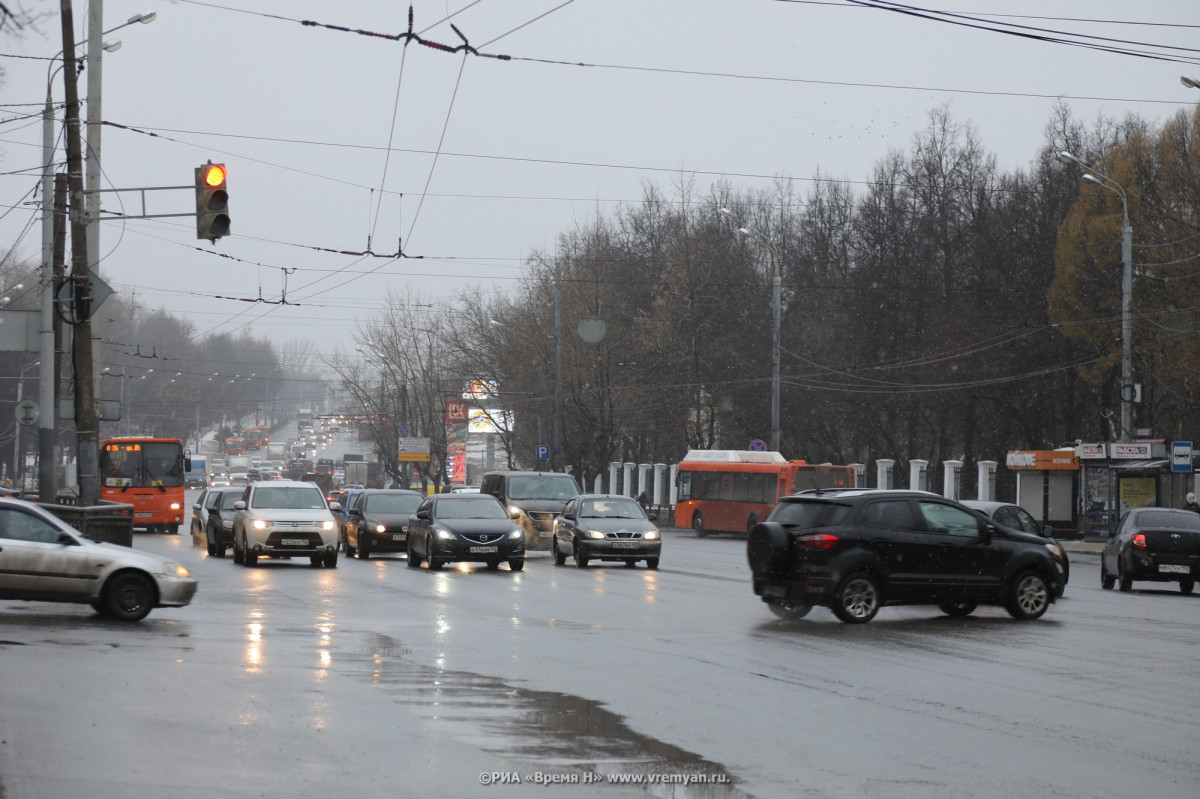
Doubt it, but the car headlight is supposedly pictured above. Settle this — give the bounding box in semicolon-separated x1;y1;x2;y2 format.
1045;542;1063;557
252;519;268;530
165;563;190;578
436;529;457;541
584;530;606;540
374;523;386;533
508;529;523;539
322;520;336;531
644;530;659;540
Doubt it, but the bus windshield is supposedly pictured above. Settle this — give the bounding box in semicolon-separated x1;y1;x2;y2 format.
101;441;185;489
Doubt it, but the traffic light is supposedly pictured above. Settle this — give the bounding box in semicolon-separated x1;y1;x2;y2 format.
195;162;230;241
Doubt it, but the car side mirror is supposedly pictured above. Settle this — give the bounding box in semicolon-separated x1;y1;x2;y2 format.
234;500;246;510
1042;523;1054;538
57;532;78;546
329;502;341;511
980;523;994;545
647;512;659;522
416;510;431;521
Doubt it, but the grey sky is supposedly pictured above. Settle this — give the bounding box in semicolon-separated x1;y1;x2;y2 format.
1;0;1196;365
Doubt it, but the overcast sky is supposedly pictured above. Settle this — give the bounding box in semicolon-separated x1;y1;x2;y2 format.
2;0;1197;367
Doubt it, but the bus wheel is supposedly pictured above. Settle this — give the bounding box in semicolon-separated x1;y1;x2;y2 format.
170;525;180;535
692;513;708;538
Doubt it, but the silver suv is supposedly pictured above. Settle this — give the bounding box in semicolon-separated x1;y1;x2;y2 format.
232;481;340;568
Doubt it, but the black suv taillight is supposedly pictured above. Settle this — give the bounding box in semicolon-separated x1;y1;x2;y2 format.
795;532;839;550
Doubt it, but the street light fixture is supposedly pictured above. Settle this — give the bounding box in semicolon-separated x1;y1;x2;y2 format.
1181;76;1200;90
719;207;782;452
1058;150;1134;442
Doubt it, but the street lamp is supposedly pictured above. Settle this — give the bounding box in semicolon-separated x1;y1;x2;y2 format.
1181;76;1200;90
1058;150;1134;442
719;207;781;452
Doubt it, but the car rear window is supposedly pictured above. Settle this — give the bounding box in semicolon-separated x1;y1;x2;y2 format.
1134;510;1200;531
767;500;851;528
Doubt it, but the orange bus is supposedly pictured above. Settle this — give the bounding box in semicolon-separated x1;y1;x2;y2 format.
675;450;856;536
223;437;245;456
100;437;191;534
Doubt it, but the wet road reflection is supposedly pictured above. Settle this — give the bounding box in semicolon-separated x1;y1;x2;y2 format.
341;632;754;798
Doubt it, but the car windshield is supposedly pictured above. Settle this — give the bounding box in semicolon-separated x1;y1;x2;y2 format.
581;498;645;519
365;494;423;514
252;486;327;510
1135;510;1200;531
767;500;851;528
436;497;507;520
508;475;579;501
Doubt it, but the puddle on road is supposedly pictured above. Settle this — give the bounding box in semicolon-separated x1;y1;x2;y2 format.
343;633;755;799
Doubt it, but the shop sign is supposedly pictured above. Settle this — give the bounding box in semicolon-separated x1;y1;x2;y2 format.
1078;443;1107;459
1109;442;1153;459
1005;451;1079;470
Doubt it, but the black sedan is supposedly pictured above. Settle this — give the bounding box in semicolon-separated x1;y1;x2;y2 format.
1102;507;1200;593
552;494;661;569
961;500;1069;596
406;494;525;571
204;487;245;558
343;489;425;560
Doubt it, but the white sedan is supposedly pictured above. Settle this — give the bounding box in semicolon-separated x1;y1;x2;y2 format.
0;497;197;621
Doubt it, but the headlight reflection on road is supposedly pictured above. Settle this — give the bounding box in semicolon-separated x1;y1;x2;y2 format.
593;571;607;597
642;571;658;603
244;612;264;673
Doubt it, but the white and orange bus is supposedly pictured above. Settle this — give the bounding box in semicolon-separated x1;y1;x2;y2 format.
100;437;190;534
675;450;856;536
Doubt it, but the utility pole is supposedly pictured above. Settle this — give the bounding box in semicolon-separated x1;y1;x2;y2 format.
59;0;100;505
553;260;563;472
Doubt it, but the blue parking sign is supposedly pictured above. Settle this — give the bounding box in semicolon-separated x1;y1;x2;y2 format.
536;444;550;461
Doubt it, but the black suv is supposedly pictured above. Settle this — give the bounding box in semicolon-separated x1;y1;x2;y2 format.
747;489;1060;624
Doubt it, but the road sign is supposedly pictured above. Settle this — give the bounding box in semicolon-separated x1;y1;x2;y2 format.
748;439;767;452
14;399;38;426
535;444;550;461
1171;441;1193;473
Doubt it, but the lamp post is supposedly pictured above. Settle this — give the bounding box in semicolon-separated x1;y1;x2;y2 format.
1058;151;1134;442
13;360;41;491
1181;76;1200;90
719;207;781;452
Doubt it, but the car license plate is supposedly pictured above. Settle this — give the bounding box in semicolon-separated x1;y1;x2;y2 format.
538;530;552;537
1159;564;1191;574
470;545;499;554
612;541;640;549
763;585;787;598
135;512;153;518
281;538;308;546
391;534;405;542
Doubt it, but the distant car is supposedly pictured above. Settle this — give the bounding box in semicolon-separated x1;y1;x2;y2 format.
406;493;525;571
961;500;1069;596
231;480;340;568
449;486;480;494
331;488;365;537
747;489;1060;623
552;494;661;569
203;487;245;557
209;474;231;488
1102;507;1200;593
343;489;425;559
0;496;197;622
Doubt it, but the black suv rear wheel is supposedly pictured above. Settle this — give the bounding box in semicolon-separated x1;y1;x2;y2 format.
832;572;881;624
765;599;811;620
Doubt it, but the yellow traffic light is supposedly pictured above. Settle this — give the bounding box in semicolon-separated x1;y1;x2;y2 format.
195;162;230;241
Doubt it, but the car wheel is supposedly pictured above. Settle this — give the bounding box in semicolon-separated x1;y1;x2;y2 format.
232;534;244;564
1118;559;1133;592
406;536;421;568
692;512;708;538
1101;560;1115;590
937;601;977;617
624;559;637;567
553;540;567;566
832;573;881;624
102;572;155;622
508;558;524;572
206;538;215;556
1181;578;1195;595
1005;570;1051;620
324;551;338;569
645;557;659;570
358;540;370;560
245;543;258;567
574;542;589;568
765;599;811;620
309;556;323;567
215;540;227;558
344;537;356;557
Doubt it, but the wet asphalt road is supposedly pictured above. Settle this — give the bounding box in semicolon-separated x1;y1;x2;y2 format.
2;505;1199;799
